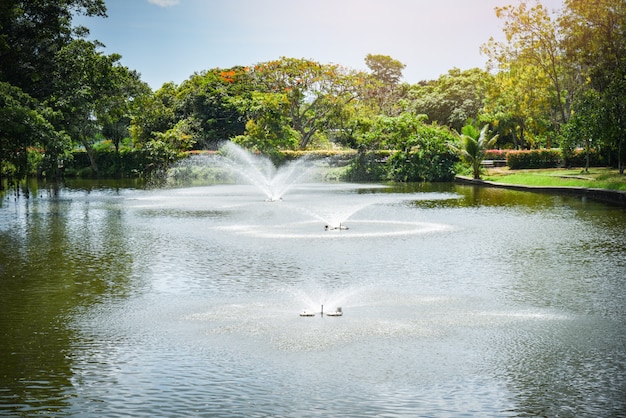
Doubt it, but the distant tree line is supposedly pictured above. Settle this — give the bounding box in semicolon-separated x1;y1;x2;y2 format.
1;0;624;188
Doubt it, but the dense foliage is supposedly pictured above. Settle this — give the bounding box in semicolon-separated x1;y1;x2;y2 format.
506;149;562;170
1;0;624;188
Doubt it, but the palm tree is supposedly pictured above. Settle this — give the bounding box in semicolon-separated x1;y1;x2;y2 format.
451;124;499;179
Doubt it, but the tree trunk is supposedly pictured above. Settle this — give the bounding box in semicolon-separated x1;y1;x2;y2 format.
585;138;590;173
84;142;99;175
617;137;624;176
299;128;317;150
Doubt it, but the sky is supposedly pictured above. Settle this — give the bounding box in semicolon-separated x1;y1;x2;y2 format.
75;0;565;90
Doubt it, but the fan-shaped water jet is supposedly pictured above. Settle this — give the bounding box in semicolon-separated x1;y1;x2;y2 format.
216;142;315;201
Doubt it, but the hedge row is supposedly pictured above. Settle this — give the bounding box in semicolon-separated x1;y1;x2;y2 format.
506;149;562;169
484;148;605;169
564;148;606;167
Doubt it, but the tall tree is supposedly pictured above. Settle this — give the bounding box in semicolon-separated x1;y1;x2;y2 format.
130;82;178;145
364;54;405;85
482;63;552;149
363;54;407;116
249;57;358;150
560;0;626;173
408;68;491;132
175;67;251;148
0;82;69;184
0;0;106;99
481;1;570;133
232;91;299;154
99;67;151;155
51;39;137;174
0;0;111;181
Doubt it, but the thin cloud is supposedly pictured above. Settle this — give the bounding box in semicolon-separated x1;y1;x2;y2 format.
147;0;180;7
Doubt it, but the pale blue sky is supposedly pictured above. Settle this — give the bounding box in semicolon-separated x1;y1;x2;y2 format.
76;0;564;89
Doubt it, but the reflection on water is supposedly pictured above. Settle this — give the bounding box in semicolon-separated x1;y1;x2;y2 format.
1;179;625;416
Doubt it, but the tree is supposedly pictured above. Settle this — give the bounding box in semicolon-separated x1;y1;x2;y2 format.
482;63;552;149
0;0;109;181
51;39;137;174
450;124;499;179
408;68;491;132
231;91;299;154
364;54;405;85
249;57;358;150
130;83;178;145
0;0;106;100
363;54;407;116
349;113;457;182
481;1;570;140
356;112;427;151
175;67;251;148
99;66;151;156
560;0;626;173
0;82;69;185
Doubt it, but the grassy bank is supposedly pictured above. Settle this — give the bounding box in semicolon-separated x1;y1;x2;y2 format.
482;168;626;191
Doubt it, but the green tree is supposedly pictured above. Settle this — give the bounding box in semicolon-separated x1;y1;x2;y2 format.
175;67;251;149
562;88;602;171
481;1;570;145
355;112;427;151
408;68;491;132
250;57;358;150
99;66;151;155
130;83;178;144
0;0;110;181
349;113;457;182
231;91;299;154
363;54;407;116
51;39;137;174
482;64;552;149
560;0;626;173
0;0;106;100
364;54;405;85
0;82;69;184
450;124;499;179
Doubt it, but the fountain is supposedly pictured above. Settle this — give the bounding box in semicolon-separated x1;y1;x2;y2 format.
216;142;315;201
299;305;343;317
167;143;459;236
292;194;376;231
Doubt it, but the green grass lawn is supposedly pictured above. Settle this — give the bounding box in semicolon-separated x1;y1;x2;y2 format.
482;168;626;191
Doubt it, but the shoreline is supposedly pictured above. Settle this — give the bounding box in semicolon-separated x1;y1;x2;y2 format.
455;175;626;206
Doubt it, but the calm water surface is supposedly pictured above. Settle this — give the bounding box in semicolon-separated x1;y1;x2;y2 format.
1;179;625;417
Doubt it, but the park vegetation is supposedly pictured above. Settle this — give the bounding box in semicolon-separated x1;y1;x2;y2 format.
1;0;625;189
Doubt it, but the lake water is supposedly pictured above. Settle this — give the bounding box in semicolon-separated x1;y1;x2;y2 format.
1;179;625;417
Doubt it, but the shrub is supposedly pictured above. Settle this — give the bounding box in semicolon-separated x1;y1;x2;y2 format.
506;149;562;169
564;148;605;168
484;149;509;160
344;147;456;183
344;150;390;181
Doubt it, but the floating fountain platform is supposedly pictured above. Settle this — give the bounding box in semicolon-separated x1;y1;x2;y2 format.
299;305;342;317
325;307;343;316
